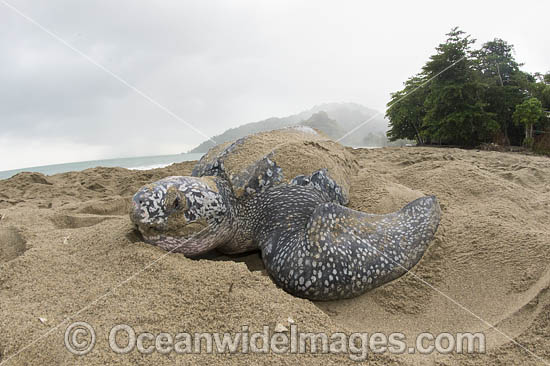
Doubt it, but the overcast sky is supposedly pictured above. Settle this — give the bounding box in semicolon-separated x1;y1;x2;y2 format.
0;0;548;171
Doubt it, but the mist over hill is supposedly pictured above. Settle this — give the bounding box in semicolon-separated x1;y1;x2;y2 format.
188;102;390;153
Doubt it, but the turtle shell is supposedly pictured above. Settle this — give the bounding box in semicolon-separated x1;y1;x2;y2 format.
192;127;358;201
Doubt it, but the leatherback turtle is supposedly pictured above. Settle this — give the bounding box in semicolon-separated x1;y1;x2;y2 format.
130;127;441;300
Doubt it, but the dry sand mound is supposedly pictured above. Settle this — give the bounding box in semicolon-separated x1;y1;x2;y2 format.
0;147;549;365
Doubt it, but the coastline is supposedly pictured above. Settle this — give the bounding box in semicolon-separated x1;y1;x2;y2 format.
0;153;204;180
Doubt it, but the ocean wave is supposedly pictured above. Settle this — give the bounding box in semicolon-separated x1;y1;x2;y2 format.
129;163;171;171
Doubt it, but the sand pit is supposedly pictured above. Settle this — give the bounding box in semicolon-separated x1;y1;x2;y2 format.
1;147;549;365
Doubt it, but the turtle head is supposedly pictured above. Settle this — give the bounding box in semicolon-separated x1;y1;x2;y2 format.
130;176;236;256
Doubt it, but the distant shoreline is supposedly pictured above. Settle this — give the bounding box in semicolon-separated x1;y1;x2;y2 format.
0;152;204;180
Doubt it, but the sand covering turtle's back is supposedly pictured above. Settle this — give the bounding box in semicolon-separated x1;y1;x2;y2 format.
195;127;358;199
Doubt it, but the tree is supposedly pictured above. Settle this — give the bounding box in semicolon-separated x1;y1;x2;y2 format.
385;27;547;149
474;39;520;85
528;75;550;110
421;27;498;146
473;39;523;144
534;72;550;84
513;97;544;147
522;72;550;132
386;75;428;144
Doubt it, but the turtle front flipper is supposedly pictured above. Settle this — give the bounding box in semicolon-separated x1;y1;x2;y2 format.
290;168;348;205
191;137;248;178
231;154;283;199
254;186;441;300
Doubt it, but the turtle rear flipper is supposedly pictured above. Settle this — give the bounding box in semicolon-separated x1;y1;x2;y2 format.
257;189;441;301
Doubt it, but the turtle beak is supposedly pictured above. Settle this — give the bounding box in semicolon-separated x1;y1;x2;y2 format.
130;191;151;226
130;199;140;223
129;195;142;224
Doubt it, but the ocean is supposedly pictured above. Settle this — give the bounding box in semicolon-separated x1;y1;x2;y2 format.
0;153;204;180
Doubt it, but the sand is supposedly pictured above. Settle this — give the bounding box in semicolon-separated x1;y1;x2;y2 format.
1;146;549;365
196;127;357;200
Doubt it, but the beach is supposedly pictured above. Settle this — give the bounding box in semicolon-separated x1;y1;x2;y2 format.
1;146;549;365
0;153;205;180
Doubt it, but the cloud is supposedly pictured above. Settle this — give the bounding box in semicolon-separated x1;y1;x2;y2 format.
0;0;549;170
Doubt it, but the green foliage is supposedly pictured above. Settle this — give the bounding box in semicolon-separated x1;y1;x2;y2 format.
473;39;527;145
422;29;498;146
513;97;543;146
513;97;544;127
386;75;428;143
386;27;548;148
387;28;498;146
474;38;520;85
528;77;550;111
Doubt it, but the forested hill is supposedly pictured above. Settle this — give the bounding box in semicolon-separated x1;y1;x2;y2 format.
188;102;388;153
